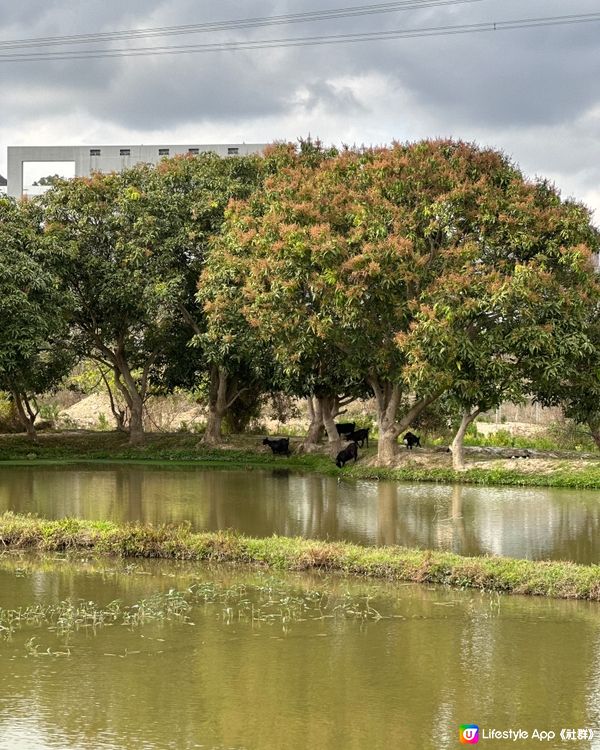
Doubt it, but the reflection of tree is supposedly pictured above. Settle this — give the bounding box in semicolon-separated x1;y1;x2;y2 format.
0;467;36;515
298;476;341;540
551;500;600;563
4;465;600;563
374;482;492;555
1;574;599;750
123;467;144;521
376;481;399;546
437;485;486;556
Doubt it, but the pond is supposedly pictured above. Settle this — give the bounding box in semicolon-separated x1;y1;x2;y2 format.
0;555;598;750
1;463;600;563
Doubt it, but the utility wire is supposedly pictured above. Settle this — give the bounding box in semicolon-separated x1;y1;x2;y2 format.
0;11;598;63
0;0;482;50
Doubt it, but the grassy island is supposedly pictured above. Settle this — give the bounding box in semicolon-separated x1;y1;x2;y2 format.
1;513;600;602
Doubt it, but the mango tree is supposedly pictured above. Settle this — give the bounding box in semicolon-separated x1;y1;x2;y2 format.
43;153;263;445
405;261;597;469
533;311;600;450
217;139;562;461
201;141;363;450
0;197;72;438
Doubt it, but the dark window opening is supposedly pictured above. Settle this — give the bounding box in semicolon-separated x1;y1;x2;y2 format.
120;149;131;156
158;148;170;156
188;148;199;155
227;147;239;155
90;149;101;156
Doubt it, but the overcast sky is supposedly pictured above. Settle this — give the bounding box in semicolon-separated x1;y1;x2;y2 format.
1;0;599;221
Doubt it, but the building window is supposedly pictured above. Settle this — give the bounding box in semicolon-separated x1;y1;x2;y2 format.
158;148;170;156
120;148;131;156
188;148;199;155
227;147;239;155
90;149;101;156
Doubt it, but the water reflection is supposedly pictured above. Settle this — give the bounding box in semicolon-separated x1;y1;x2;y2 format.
0;464;599;563
0;559;599;750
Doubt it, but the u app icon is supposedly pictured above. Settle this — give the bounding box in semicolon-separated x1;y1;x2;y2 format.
459;725;479;744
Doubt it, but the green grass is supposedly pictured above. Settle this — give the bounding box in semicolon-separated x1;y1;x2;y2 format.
339;463;600;489
463;428;596;452
2;512;600;601
3;431;600;488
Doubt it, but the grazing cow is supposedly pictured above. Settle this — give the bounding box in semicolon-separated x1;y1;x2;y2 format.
335;422;355;437
262;437;291;456
403;432;421;450
348;428;369;448
335;441;358;468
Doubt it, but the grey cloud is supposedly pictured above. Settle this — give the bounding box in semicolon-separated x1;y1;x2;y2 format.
288;80;367;115
2;0;599;133
1;0;600;217
100;53;293;127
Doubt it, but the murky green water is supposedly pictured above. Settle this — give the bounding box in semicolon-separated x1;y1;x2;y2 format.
1;463;600;563
0;555;598;750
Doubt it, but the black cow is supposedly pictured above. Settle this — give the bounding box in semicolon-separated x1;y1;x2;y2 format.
403;432;421;450
262;437;290;456
335;422;355;436
335;441;358;468
348;428;369;448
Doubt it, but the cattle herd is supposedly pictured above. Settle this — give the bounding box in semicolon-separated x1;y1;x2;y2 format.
262;424;422;468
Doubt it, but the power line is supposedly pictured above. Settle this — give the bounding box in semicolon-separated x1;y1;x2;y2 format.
0;11;598;63
0;0;482;50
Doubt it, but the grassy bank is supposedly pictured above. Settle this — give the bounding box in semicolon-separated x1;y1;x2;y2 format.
2;513;599;601
2;431;600;489
348;463;600;489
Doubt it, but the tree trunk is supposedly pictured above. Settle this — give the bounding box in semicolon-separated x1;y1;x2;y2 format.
111;360;147;446
450;406;481;471
369;376;442;464
11;390;38;442
303;396;324;451
100;369;128;432
203;410;223;445
303;392;356;453
377;428;400;463
202;365;226;445
588;418;600;450
321;396;342;454
88;341;157;446
128;394;145;446
201;365;233;446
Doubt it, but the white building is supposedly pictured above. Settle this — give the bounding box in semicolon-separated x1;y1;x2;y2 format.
6;143;267;198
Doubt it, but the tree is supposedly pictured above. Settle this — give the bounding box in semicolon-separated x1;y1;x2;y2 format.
216;139;567;462
405;262;598;469
202;141;375;452
0;197;72;439
32;174;63;187
42;153;263;445
401;183;600;469
153;153;267;444
198;230;279;444
535;314;600;450
42;168;176;444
